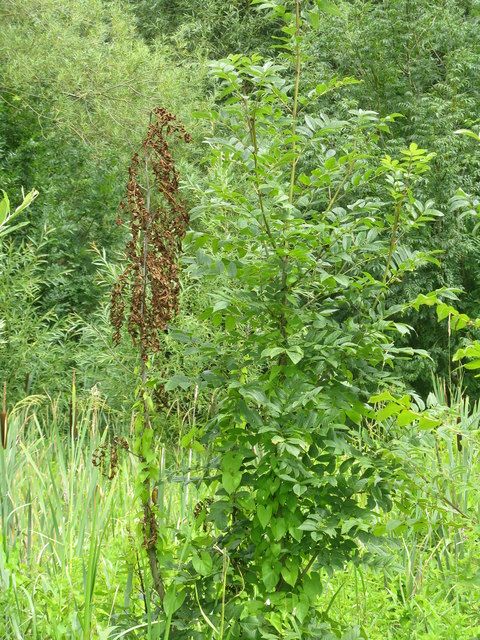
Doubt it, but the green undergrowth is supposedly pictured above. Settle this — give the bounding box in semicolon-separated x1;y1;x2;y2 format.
1;386;480;639
0;392;203;639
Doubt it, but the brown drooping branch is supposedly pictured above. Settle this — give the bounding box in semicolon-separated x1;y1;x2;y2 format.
111;106;191;360
111;107;190;600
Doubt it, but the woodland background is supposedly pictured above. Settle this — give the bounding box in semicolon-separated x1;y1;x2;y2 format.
2;1;480;638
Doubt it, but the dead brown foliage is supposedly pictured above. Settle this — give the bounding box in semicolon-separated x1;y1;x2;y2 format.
111;106;191;360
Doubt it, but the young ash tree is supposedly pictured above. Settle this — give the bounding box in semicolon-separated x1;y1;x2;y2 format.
159;1;445;638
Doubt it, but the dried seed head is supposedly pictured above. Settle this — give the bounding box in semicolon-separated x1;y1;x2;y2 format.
1;382;6;449
1;412;7;449
111;107;191;360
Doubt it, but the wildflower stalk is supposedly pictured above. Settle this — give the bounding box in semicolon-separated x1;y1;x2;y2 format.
111;107;190;601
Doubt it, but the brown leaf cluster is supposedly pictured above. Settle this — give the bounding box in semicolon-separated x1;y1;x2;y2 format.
92;436;129;480
111;107;191;360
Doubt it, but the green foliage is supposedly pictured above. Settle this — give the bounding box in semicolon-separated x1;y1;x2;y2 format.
143;3;451;636
0;395;128;638
0;188;37;239
126;0;274;57
0;0;202;314
302;0;480;394
0;233;72;399
0;190;74;401
4;0;480;638
3;390;480;639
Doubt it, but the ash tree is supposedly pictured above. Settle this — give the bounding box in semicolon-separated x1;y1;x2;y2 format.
152;1;446;638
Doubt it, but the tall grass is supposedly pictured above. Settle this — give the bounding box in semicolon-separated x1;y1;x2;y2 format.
0;389;202;639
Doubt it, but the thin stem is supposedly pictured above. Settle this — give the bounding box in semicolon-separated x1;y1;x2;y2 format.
141;143;165;602
243;97;275;252
288;0;302;205
324;142;358;216
1;382;7;449
194;584;219;635
213;544;230;639
373;160;412;311
296;552;318;586
381;198;403;288
280;0;302;350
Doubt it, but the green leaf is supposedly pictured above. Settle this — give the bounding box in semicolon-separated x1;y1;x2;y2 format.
281;556;299;586
418;416;440;430
0;220;29;239
294;594;311;622
163;585;186;617
451;314;469;331
454;129;480;141
257;504;272;529
261;559;280;591
193;440;205;455
271;517;287;541
192;551;213;576
396;410;417;427
222;470;242;494
377;403;401;421
437;303;454;322
325;156;337;171
315;0;341;16
165;374;192;391
464;359;480;370
370;391;396;403
181;427;196;448
141;429;153;458
303;572;322;601
286;346;304;364
308;8;320;30
225;315;236;331
299;174;312;185
0;192;9;226
13;188;38;216
341;519;358;534
213;299;229;312
293;484;307;496
261;346;285;359
386;519;402;533
305;114;316;131
393;322;411;336
222;452;243;472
